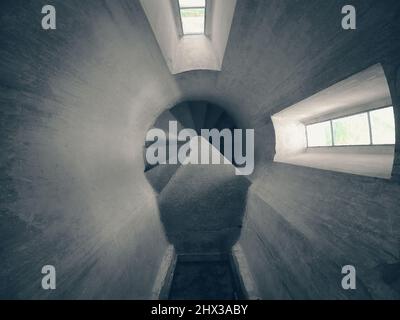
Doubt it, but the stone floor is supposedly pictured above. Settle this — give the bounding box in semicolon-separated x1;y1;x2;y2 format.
168;260;243;300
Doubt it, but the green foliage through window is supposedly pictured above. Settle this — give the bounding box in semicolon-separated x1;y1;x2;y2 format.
306;106;395;147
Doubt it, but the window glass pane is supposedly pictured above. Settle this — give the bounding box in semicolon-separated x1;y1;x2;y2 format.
179;0;206;8
307;121;332;147
332;113;370;146
370;107;395;145
180;8;205;34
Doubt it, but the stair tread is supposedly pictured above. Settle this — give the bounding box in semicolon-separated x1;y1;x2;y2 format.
190;102;208;134
153;110;184;139
144;139;190;172
170;102;196;130
145;163;182;193
204;105;225;129
215;112;236;131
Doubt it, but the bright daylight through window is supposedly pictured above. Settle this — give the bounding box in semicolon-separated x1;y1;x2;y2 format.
178;0;206;35
306;106;395;147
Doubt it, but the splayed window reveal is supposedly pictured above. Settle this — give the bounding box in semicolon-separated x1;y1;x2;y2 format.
145;121;254;176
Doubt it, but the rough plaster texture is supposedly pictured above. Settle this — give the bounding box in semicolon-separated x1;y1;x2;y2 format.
0;0;180;299
172;0;400;298
246;169;400;299
158;164;250;254
1;0;400;299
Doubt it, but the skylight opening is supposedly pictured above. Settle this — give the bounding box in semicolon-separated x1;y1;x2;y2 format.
178;0;206;35
306;106;396;147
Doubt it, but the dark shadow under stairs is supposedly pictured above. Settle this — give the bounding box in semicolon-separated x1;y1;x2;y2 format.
168;255;246;300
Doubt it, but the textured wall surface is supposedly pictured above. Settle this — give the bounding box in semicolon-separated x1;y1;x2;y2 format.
1;0;400;299
159;164;250;254
224;0;400;299
0;0;180;299
243;166;400;299
172;0;400;299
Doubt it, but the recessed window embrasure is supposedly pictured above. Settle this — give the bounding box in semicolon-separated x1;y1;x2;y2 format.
306;106;395;148
178;0;206;35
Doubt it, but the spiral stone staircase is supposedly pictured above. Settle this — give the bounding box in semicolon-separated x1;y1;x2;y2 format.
143;101;251;299
144;101;238;194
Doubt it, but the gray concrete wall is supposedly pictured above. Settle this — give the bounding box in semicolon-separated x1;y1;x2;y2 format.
172;0;400;299
225;0;400;299
0;0;180;299
1;0;400;300
174;0;400;149
241;167;400;299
